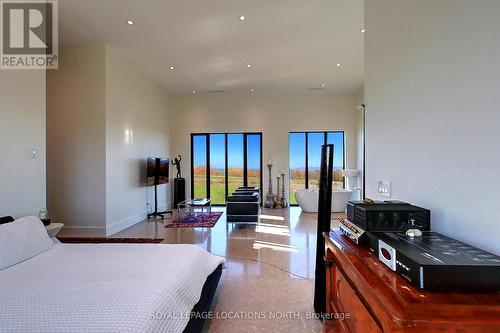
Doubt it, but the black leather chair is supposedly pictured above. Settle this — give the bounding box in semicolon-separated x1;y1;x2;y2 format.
233;186;260;196
226;189;260;224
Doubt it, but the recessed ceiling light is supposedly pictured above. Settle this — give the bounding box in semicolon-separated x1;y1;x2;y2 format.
239;15;246;21
169;66;174;70
247;64;252;68
321;84;326;87
127;20;134;25
250;88;255;92
360;28;366;33
336;63;341;67
192;90;196;94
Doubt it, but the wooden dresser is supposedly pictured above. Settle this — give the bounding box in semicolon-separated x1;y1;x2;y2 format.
323;230;500;333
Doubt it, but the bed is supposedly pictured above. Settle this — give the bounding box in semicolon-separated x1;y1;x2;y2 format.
0;217;225;333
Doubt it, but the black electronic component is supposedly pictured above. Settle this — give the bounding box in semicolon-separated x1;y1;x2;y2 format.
377;232;500;291
347;201;430;232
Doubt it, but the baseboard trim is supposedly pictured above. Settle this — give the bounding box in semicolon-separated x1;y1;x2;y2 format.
106;211;146;236
106;203;173;236
61;203;173;237
61;226;106;237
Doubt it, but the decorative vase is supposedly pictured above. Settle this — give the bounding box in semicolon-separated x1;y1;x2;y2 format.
276;176;281;208
264;163;276;208
280;173;288;208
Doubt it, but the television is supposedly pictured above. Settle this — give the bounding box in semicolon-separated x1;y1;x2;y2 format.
147;157;169;186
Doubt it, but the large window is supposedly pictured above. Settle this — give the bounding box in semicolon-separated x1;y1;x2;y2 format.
209;134;225;204
191;133;262;205
192;135;207;198
289;131;345;205
246;134;262;189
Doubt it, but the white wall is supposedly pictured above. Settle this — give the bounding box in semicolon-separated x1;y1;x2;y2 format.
47;44;172;236
105;46;171;235
47;44;107;235
0;70;46;218
365;0;500;254
171;93;361;201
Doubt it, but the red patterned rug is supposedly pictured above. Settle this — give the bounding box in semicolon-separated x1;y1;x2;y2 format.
58;237;164;243
166;211;223;228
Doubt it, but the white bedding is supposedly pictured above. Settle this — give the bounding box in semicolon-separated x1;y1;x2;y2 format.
0;243;225;333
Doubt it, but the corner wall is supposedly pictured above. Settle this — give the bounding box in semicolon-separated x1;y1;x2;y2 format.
0;70;46;218
47;44;172;236
105;46;171;235
365;0;500;254
46;44;107;235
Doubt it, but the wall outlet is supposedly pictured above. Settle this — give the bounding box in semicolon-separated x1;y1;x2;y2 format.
377;180;391;197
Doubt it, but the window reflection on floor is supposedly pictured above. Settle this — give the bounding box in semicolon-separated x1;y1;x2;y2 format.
258;214;285;221
255;222;290;237
253;240;298;253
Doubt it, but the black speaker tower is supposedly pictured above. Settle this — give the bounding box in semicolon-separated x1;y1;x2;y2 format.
313;144;334;317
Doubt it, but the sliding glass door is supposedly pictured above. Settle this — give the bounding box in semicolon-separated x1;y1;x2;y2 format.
227;134;244;196
289;133;306;204
289;131;345;205
327;132;345;189
307;132;324;189
209;134;226;204
246;134;262;189
191;132;262;205
192;135;207;198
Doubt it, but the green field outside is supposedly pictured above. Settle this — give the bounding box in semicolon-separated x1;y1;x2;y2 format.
193;167;342;205
193;168;259;204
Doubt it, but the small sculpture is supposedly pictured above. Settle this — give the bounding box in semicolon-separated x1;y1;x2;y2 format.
171;155;182;178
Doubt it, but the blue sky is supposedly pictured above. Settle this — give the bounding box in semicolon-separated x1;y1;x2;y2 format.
194;134;260;170
289;132;344;169
194;132;344;171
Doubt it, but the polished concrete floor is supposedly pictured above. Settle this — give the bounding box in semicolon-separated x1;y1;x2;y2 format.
114;207;344;332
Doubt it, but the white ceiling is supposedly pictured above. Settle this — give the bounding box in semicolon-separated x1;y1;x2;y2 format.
58;0;364;95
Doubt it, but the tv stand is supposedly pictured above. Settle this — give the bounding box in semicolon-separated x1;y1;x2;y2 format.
147;184;173;220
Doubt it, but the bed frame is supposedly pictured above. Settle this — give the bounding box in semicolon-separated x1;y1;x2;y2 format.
183;263;223;333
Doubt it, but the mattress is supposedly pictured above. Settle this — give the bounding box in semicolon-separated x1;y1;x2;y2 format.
0;243;225;333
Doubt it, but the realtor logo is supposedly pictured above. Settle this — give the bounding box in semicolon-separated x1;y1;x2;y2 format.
1;0;58;69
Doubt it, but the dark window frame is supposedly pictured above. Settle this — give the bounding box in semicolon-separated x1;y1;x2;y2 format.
191;132;263;206
289;130;346;206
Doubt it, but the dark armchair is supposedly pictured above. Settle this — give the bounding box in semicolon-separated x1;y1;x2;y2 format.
233;186;260;196
226;187;260;224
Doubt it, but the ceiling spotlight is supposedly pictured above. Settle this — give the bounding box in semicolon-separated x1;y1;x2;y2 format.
127;20;134;25
239;15;246;21
360;28;366;33
169;66;174;70
247;64;252;68
336;63;341;67
192;90;196;94
250;88;255;92
321;84;326;88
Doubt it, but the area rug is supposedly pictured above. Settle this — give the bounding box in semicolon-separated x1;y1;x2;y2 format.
58;237;164;243
165;211;223;228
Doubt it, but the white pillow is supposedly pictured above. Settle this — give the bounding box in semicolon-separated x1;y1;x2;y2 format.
0;216;54;270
